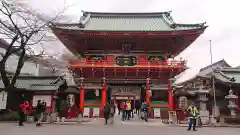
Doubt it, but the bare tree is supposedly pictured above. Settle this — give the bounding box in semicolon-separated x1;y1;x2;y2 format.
0;0;64;91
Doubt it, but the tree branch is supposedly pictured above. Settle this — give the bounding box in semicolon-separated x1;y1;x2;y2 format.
10;48;25;86
0;0;66;91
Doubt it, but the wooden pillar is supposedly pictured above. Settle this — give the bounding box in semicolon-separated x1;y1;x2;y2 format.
168;79;174;111
85;56;88;64
102;88;107;106
79;77;84;113
100;77;107;118
49;94;54;113
101;77;107;106
146;78;150;105
80;87;85;113
164;55;168;65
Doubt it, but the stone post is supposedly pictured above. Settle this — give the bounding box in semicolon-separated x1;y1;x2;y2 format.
197;89;209;125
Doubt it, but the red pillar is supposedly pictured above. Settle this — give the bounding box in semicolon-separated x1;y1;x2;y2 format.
80;87;85;113
101;87;107;106
164;56;168;65
146;78;150;105
49;94;54;113
85;56;88;64
168;79;174;111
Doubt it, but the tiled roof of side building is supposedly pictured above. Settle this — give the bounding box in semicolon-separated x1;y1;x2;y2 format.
52;11;207;32
0;76;65;90
213;67;240;84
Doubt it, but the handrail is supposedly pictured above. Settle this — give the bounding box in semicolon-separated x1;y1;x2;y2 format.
69;60;186;67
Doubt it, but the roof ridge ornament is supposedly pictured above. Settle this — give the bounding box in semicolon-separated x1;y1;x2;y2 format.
162;13;175;27
81;10;172;17
79;12;91;28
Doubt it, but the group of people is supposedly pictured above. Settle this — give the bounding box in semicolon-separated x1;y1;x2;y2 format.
18;98;200;131
118;100;134;121
18;100;46;126
117;100;148;121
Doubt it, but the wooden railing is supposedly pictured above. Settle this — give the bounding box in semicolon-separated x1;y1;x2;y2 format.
69;60;186;68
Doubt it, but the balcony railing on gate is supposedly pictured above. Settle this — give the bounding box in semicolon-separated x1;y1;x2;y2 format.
69;59;186;68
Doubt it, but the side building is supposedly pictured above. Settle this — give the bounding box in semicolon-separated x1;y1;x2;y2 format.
0;39;72;115
175;59;240;123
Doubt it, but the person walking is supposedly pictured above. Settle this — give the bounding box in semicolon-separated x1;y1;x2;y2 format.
122;101;127;121
117;102;121;115
18;101;29;126
130;101;134;118
126;101;131;120
35;100;43;126
135;101;141;115
103;103;111;125
187;103;199;131
109;101;116;124
140;102;148;122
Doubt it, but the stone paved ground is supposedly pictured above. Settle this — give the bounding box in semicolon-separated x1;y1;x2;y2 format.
1;114;240;135
1;122;240;135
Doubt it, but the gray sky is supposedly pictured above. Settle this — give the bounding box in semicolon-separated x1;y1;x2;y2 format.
26;0;240;81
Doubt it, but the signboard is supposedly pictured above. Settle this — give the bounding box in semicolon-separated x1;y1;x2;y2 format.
32;95;52;107
93;108;100;117
83;108;90;117
153;108;161;118
0;91;7;109
116;97;128;100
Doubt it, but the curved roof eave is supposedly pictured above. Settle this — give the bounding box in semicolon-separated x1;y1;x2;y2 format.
50;25;207;33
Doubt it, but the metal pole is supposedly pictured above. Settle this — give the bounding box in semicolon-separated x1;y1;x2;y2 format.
210;40;218;117
209;40;213;65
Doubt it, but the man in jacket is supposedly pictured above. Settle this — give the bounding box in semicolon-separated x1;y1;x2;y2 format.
187;103;199;131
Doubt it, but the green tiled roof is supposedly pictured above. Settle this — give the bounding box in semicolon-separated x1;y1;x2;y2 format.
213;68;240;84
53;11;206;32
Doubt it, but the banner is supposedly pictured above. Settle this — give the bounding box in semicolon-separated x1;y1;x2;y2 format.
0;91;7;109
153;108;161;118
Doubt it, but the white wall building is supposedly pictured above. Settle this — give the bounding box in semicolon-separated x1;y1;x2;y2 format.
0;44;64;76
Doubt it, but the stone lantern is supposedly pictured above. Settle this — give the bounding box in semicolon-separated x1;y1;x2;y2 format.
197;89;210;124
225;89;238;117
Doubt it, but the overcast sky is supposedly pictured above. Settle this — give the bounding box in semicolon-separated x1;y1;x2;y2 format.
25;0;240;82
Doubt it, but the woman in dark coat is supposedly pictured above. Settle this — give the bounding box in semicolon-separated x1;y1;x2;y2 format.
103;103;110;125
